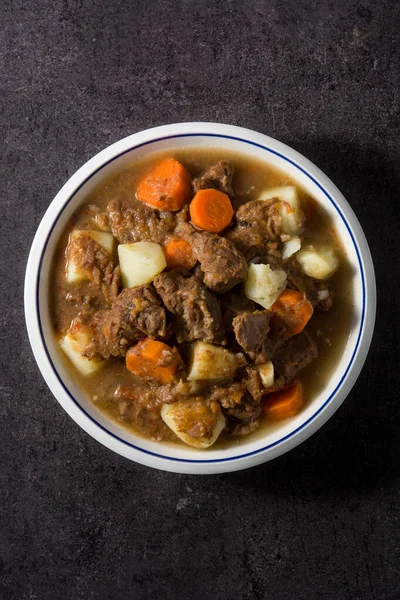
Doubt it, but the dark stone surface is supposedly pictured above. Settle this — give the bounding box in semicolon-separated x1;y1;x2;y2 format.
1;0;399;598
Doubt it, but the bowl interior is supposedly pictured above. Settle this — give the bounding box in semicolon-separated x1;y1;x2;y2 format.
36;132;365;465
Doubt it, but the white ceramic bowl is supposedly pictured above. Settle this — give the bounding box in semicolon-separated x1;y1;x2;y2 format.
24;123;376;474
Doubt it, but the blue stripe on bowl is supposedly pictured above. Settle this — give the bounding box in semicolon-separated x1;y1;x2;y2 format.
36;133;366;463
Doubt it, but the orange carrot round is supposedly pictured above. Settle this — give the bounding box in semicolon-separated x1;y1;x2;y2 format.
270;289;313;337
189;188;234;233
126;339;182;385
263;380;303;420
163;238;197;271
136;158;192;212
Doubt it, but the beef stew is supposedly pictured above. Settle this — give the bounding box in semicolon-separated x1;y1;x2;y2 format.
51;149;353;449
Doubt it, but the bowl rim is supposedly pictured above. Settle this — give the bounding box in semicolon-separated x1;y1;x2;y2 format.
25;122;376;473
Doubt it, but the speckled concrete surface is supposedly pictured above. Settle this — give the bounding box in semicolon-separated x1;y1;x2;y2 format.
1;1;399;598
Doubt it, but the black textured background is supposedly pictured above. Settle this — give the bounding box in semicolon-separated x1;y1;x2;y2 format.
1;1;399;599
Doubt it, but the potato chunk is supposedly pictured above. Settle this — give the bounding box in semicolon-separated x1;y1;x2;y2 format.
66;230;115;283
257;360;274;388
295;245;338;280
118;242;167;288
282;235;301;261
161;398;226;448
244;263;287;309
187;341;238;383
59;322;104;376
259;186;304;234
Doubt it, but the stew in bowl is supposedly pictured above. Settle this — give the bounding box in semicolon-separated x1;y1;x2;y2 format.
50;148;353;449
25;123;375;473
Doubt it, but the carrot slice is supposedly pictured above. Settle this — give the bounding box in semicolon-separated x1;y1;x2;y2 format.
189;188;234;233
163;238;197;271
126;339;182;385
136;158;192;211
270;289;313;337
263;380;303;420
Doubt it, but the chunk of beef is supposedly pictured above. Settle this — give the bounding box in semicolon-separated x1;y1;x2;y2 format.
82;284;167;359
224;393;262;424
102;265;121;305
244;367;266;401
233;310;270;358
192;263;205;282
227;198;282;260
153;272;226;344
192;231;248;293
208;382;246;410
253;331;287;365
192;161;235;196
68;233;113;286
66;232;120;308
272;330;318;385
107;194;176;244
207;380;261;426
219;291;256;333
177;222;248;293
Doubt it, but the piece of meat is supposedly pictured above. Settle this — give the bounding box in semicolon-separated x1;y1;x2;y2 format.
66;232;120;308
208;382;246;410
244;367;266;401
207;380;261;424
223;393;262;424
107;194;176;244
82;284;167;359
192;231;248;293
102;265;121;305
227;198;282;260
177;222;248;293
233;310;270;358
253;331;287;365
192;263;205;282
153;272;226;344
68;233;114;286
219;291;256;333
251;318;318;371
192;161;235;196
272;330;318;385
